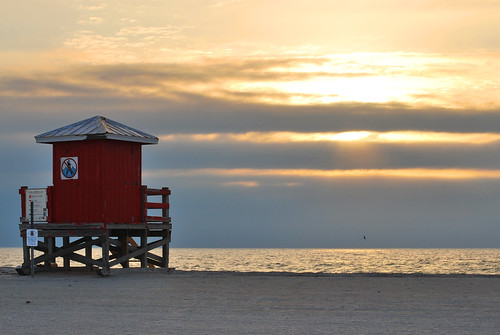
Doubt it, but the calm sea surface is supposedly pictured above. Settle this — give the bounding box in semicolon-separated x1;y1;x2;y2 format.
1;248;499;275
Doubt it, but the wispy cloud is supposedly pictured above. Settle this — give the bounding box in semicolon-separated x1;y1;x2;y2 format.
222;181;260;187
63;24;189;63
77;3;107;11
78;16;104;25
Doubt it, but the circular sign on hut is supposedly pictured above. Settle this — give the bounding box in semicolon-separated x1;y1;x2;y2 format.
60;157;78;180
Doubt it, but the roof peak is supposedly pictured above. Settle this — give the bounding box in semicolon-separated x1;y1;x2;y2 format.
35;115;158;144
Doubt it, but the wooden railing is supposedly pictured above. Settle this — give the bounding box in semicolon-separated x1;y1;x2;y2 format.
141;186;171;223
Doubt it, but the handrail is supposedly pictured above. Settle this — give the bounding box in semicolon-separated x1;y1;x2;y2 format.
142;186;171;223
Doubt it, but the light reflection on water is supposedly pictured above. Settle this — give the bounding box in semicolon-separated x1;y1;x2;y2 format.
1;248;499;275
169;248;500;274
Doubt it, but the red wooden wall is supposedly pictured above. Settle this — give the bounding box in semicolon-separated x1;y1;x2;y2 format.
50;139;142;224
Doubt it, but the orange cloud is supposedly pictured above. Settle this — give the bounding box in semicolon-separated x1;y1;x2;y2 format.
159;131;500;145
145;168;500;180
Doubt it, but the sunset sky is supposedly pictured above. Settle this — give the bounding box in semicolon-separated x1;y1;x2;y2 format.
1;0;500;247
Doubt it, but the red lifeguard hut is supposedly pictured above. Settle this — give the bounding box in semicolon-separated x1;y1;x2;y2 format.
18;116;172;275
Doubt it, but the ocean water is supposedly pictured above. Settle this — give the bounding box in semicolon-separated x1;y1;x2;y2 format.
1;248;499;275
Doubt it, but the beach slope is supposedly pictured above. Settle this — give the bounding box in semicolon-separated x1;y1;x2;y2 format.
0;269;498;334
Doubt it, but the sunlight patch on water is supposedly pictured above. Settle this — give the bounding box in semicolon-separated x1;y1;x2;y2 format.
1;248;498;275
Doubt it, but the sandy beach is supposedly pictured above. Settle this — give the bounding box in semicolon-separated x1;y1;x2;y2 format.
0;268;498;334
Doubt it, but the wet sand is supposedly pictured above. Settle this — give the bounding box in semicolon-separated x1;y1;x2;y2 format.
0;268;498;334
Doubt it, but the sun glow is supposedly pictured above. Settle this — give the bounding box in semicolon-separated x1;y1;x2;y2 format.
318;131;372;142
225;53;464;106
268;75;430;104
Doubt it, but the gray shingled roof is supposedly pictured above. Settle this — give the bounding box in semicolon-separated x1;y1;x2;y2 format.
35;116;159;144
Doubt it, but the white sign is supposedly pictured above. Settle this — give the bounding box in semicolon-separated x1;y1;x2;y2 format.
25;188;48;222
61;156;78;180
26;229;38;247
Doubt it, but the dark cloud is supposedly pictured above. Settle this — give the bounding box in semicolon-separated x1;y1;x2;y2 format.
4;92;500;137
148;140;500;170
146;100;500;134
86;58;340;82
0;76;114;97
0;59;373;97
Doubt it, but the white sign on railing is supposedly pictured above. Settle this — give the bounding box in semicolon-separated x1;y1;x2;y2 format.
25;188;48;222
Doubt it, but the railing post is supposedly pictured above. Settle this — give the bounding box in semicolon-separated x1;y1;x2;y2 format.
141;185;146;223
19;186;28;222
